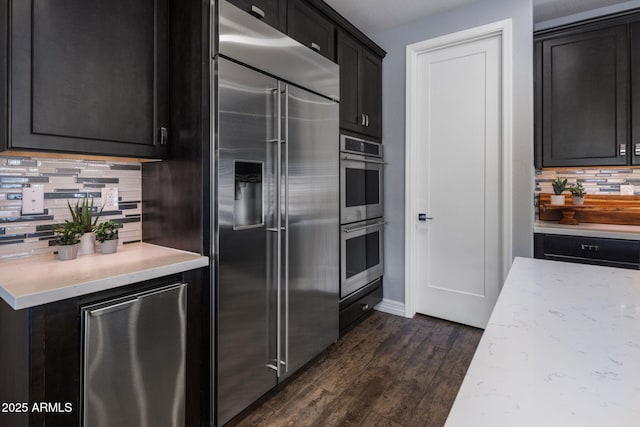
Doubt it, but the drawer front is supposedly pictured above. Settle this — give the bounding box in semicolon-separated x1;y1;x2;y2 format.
539;234;640;267
339;280;382;333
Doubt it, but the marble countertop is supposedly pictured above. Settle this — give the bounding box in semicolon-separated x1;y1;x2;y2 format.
535;221;640;240
445;257;640;427
0;243;209;310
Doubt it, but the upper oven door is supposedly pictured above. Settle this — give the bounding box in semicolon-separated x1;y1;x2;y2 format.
340;153;384;224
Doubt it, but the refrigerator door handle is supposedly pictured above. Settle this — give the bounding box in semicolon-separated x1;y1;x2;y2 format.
275;81;283;378
282;84;290;374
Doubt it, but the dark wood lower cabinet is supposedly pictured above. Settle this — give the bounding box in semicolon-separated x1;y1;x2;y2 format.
534;233;640;269
339;278;382;336
0;271;208;427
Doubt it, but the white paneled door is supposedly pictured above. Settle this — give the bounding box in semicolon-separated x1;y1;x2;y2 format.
405;21;512;329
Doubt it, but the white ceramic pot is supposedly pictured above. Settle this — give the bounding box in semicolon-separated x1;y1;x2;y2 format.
100;239;119;255
57;243;80;261
550;195;565;206
78;232;96;255
572;196;584;206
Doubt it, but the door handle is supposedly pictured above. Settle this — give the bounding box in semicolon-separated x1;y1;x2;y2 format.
310;42;321;53
620;144;627;156
360;114;366;126
365;114;369;127
418;213;433;221
635;143;640;156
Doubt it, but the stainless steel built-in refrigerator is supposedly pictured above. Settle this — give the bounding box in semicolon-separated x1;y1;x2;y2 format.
215;2;340;424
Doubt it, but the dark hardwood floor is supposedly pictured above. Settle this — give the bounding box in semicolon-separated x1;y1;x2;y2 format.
227;311;483;427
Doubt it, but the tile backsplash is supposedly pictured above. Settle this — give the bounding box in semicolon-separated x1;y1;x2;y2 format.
0;156;142;260
535;168;640;195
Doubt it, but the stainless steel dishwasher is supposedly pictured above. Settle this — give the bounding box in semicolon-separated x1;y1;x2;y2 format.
81;283;187;427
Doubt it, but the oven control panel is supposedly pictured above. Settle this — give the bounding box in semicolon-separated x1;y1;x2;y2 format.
341;135;382;158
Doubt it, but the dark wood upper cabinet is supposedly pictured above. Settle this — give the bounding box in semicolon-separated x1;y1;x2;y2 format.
631;21;640;165
361;49;382;138
337;30;382;139
535;24;629;167
226;0;287;33
337;31;360;134
1;0;168;159
287;0;335;61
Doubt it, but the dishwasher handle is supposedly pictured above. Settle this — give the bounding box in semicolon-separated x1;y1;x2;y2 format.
88;299;138;317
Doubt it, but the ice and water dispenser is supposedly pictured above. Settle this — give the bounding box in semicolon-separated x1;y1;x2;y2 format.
234;161;263;229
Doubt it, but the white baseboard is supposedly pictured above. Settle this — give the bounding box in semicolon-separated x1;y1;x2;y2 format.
374;298;406;317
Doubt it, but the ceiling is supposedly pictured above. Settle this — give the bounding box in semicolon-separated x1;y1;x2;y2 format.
322;0;634;34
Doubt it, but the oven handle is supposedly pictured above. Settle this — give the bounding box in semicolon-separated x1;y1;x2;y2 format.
341;155;386;164
343;221;387;234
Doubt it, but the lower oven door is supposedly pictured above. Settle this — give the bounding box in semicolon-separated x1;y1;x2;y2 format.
341;218;385;299
340;154;384;224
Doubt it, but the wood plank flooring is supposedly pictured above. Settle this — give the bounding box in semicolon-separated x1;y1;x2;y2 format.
227;311;483;427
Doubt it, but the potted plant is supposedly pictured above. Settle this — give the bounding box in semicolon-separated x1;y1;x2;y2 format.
550;177;567;205
94;220;120;254
569;182;586;206
68;195;104;255
54;221;82;261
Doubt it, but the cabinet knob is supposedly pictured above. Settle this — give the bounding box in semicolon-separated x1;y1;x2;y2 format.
619;144;627;156
361;303;370;311
580;244;599;251
635;143;640;156
310;42;321;53
365;114;369;127
158;127;168;146
249;5;265;19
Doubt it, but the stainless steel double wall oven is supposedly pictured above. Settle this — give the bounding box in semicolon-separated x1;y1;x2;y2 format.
340;134;384;299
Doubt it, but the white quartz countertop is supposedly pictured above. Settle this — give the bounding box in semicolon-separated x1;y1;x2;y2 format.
0;243;209;310
535;220;640;240
445;257;640;427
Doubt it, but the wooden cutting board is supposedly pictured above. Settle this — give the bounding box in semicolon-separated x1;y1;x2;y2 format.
539;193;640;225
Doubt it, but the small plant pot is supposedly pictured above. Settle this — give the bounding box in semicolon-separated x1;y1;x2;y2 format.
78;232;96;255
57;243;80;261
550;195;565;206
100;239;119;254
572;196;584;206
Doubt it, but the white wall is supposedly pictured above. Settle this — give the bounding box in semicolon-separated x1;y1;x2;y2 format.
371;0;534;303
